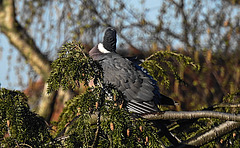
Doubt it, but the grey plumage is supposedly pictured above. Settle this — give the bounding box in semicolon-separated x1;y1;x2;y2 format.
89;28;176;114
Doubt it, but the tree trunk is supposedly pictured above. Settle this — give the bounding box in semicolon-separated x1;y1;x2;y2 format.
0;0;51;80
0;0;65;122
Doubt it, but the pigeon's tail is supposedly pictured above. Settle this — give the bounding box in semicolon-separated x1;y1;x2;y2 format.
156;93;178;106
127;100;160;114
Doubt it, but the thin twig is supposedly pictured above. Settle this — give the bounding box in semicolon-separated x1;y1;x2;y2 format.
17;143;33;148
91;112;101;148
213;103;240;108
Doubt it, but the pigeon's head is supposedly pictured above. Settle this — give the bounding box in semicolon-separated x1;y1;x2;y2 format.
102;27;117;52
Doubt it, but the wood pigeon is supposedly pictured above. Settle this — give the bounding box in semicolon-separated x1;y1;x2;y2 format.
89;27;176;114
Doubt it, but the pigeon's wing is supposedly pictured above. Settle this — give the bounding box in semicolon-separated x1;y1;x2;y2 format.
127;56;177;106
99;53;161;114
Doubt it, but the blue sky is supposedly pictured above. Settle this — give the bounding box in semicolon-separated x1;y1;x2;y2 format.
0;34;26;90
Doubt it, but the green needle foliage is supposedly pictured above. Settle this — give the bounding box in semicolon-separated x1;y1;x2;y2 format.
47;42;102;92
0;88;57;147
48;41;163;147
141;51;200;88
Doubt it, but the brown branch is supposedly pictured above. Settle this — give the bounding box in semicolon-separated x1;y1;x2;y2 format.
142;111;240;122
0;0;72;122
0;0;75;122
37;83;57;122
92;122;100;147
0;0;51;80
170;0;191;50
91;110;101;148
183;121;240;146
67;111;240;126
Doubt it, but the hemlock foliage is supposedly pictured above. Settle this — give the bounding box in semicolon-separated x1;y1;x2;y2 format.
0;41;239;147
0;88;57;147
141;51;200;88
47;42;163;147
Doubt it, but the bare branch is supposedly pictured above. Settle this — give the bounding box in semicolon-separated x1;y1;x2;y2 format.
142;111;240;122
183;121;240;146
58;110;240;136
56;110;240;147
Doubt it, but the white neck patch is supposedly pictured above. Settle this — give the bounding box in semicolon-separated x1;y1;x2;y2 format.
98;43;110;53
